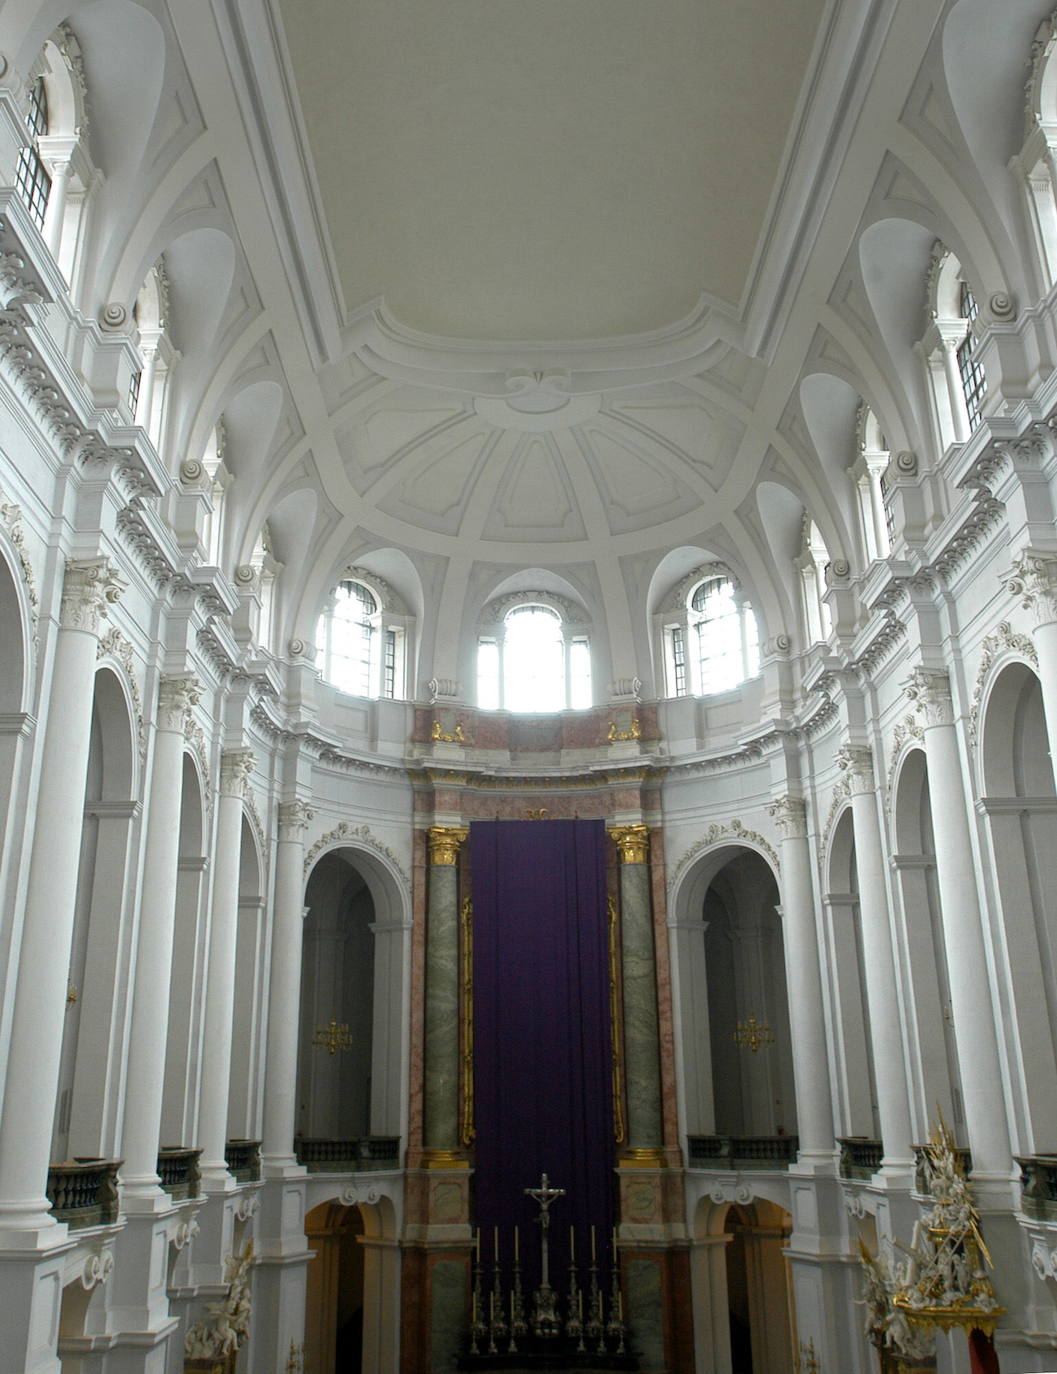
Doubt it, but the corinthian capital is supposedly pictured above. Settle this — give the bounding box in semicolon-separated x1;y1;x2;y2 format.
1006;549;1057;627
835;745;875;796
278;798;314;840
219;748;256;799
60;557;124;634
609;824;650;864
904;667;954;728
157;674;201;732
427;825;468;866
766;796;807;840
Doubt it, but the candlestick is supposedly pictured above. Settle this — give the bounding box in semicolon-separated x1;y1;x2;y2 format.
514;1224;519;1264
494;1224;499;1264
590;1224;596;1264
570;1223;575;1265
475;1227;480;1262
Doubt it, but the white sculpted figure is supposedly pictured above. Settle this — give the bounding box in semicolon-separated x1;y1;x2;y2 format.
184;1242;254;1358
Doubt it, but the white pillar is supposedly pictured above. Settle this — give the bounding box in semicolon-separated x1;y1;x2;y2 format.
121;674;201;1203
836;745;914;1172
43;158;69;258
198;747;255;1185
0;558;122;1236
905;668;1011;1177
940;335;971;443
767;796;835;1163
135;341;159;433
261;798;313;1171
864;454;891;558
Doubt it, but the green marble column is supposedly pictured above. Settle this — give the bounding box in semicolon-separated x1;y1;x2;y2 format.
423;826;468;1160
612;825;663;1153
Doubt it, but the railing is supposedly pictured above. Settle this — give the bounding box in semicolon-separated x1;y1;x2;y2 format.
157;1146;201;1200
295;1137;401;1172
837;1137;884;1179
687;1135;799;1169
1017;1154;1057;1219
224;1139;261;1183
913;1143;971;1196
46;1158;121;1229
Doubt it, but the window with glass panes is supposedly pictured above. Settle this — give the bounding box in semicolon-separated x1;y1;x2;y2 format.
15;78;51;231
957;280;986;430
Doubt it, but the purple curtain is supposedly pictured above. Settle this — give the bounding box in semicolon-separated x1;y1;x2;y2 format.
471;819;615;1286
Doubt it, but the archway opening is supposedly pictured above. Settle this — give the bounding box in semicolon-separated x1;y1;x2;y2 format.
305;1200;366;1374
723;1198;794;1374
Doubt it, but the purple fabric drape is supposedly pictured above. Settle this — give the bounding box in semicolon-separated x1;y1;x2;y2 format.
471;819;615;1286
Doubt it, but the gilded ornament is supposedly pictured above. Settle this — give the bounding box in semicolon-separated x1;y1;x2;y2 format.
431;718;465;744
609;824;649;864
427;825;468;866
607;716;641;743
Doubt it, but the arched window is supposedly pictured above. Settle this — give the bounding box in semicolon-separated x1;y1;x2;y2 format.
127;258;175;445
797;518;833;646
315;573;408;700
852;404;891;563
659;569;759;698
921;243;988;446
477;599;591;711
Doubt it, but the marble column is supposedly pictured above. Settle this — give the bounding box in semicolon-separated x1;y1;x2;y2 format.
262;798;314;1171
198;747;256;1185
611;825;663;1154
905;668;1011;1176
766;796;835;1162
122;674;201;1203
422;825;467;1159
837;745;914;1171
1006;549;1057;773
0;557;123;1235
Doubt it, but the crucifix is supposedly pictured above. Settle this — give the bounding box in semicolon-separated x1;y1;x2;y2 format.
524;1173;565;1337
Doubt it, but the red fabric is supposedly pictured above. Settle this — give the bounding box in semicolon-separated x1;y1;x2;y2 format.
969;1328;1000;1374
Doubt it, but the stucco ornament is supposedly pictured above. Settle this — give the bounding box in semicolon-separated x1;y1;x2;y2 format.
184;1242;254;1358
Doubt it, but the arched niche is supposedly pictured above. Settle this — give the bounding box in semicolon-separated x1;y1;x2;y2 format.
798;372;860;564
822;808;879;1141
858;216;936;417
889;747;963;1142
669;843;795;1144
161;751;208;1148
299;844;410;1141
227;812;267;1141
979;661;1057;1150
56;666;138;1162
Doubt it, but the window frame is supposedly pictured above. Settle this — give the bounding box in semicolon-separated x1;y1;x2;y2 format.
476;591;592;712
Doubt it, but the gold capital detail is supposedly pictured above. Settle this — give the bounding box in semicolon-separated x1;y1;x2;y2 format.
610;824;650;864
427;825;468;866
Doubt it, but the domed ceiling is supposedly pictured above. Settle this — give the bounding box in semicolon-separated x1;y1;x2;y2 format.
278;0;826;343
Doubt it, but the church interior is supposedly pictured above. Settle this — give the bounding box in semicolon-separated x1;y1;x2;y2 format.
2;0;1057;1371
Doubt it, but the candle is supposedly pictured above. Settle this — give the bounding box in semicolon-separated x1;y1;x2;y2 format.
475;1228;480;1263
494;1224;499;1264
570;1223;575;1265
514;1225;519;1265
590;1224;596;1264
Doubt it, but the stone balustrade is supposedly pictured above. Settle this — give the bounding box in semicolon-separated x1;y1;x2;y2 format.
837;1137;884;1179
157;1146;201;1200
46;1158;121;1229
224;1139;261;1183
687;1135;799;1169
294;1137;400;1172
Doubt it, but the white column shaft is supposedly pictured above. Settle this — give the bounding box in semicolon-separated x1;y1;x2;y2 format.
198;783;246;1178
778;832;834;1158
262;825;308;1165
122;693;195;1195
849;790;914;1166
921;721;1010;1174
942;339;971;443
0;623;100;1223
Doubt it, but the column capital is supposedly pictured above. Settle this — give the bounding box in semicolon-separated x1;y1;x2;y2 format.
905;666;954;728
835;744;876;796
609;824;650;864
1006;548;1057;627
767;796;807;839
157;674;201;732
219;748;256;799
60;556;124;634
278;798;314;840
427;825;468;866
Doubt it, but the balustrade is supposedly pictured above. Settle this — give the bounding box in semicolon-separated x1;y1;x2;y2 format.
224;1139;261;1183
837;1137;884;1179
294;1137;400;1172
687;1135;799;1169
1017;1155;1057;1219
157;1147;201;1200
46;1158;121;1228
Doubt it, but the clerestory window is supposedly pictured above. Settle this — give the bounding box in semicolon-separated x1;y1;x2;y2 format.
956;280;987;431
315;575;407;700
477;602;591;712
662;572;760;698
15;77;51;231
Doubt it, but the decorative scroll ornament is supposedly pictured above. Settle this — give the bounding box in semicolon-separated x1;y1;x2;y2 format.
967;620;1037;749
0;494;39;630
885;714;925;797
609;824;649;864
766;796;807;840
905;667;955;729
666;821;779;891
278;798;314;839
219;748;255;799
156;674;200;733
184;1242;254;1359
427;825;469;866
891;1116;1004;1336
60;557;123;635
1006;548;1057;627
80;1248;114;1291
835;744;875;797
303;821;409;884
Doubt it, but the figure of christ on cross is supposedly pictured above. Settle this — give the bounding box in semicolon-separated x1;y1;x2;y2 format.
524;1173;566;1337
